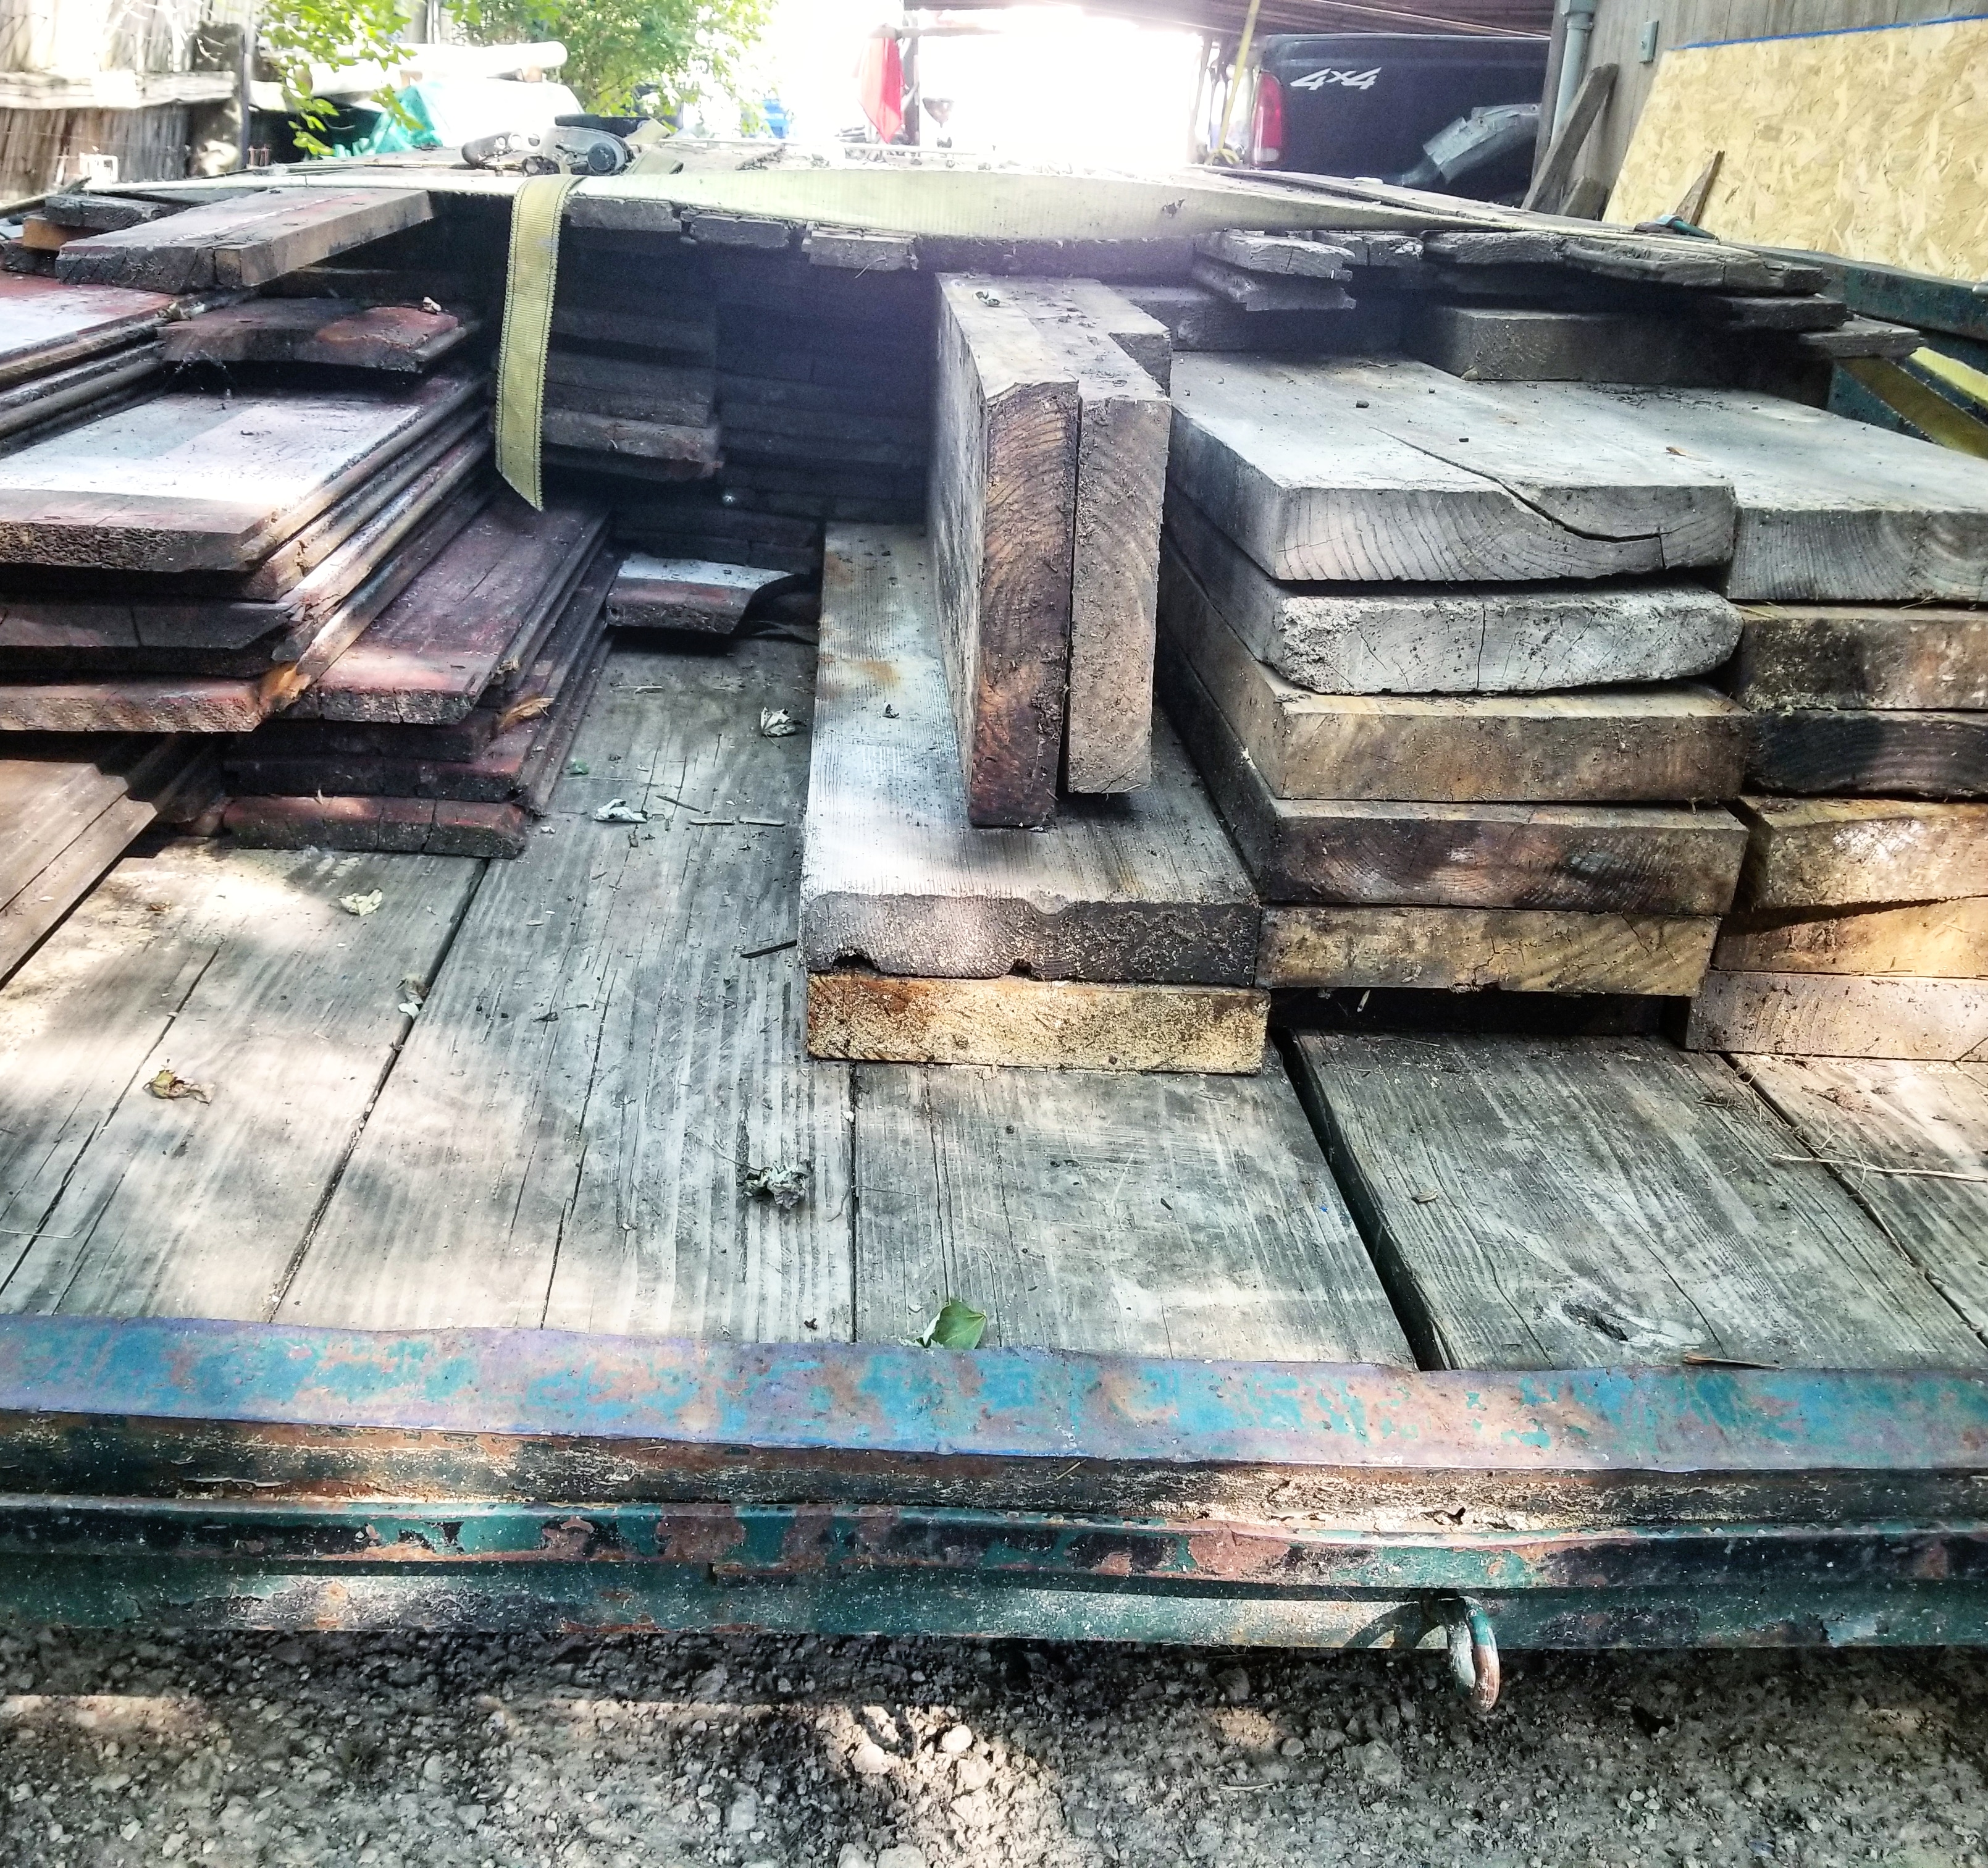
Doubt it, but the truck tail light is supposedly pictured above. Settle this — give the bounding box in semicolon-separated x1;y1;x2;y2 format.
1251;75;1285;166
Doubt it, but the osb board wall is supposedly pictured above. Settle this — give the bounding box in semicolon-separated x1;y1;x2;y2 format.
1571;0;1965;213
1606;14;1988;279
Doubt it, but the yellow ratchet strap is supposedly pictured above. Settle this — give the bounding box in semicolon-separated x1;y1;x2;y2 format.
495;172;583;508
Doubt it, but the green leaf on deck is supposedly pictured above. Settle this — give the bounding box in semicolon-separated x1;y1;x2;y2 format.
920;1299;988;1351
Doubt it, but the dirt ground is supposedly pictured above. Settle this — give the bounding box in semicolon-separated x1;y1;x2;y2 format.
0;1630;1981;1867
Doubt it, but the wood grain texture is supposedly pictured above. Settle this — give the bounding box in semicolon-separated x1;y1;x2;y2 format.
0;271;172;389
159;298;475;371
1167;355;1737;584
1194;230;1353;281
1159;547;1745;802
1743;1054;1988;1344
851;1060;1412;1362
0;369;481;572
1730;603;1988;710
1714;900;1988;978
928;275;1080;827
1735;796;1988;909
540;407;721;469
1188;256;1354;313
55;188;432;293
803;528;1257;985
0;340;163;444
606;555;792;633
1289;1030;1986;1370
545;348;715;426
1747;709;1988;799
808;973;1267;1073
221;796;528;858
1260;906;1718;993
1687;971;1988;1061
1160;647;1748;912
0;840;480;1319
1162;490;1742;696
1406;301;1740;386
1000;279;1169;794
276;635;855;1343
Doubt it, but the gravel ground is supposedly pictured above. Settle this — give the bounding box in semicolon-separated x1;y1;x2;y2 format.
0;1631;1979;1868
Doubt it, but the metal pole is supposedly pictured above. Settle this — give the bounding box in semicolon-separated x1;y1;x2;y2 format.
1550;0;1597;140
1210;0;1264;165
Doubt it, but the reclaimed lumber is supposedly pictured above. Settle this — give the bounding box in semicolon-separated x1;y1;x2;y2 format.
1162;493;1742;696
1188;256;1353;313
1728;603;1988;710
928;275;1079;827
0;339;163;443
1746;710;1988;799
1158;548;1745;802
0;272;172;389
1117;282;1402;358
606;555;795;634
0;368;481;572
35;193;182;233
1001;279;1169;794
1193;230;1354;280
1259;906;1718;995
1160;649;1747;912
56;188;432;294
1714;901;1988;977
1687;971;1988;1062
1743;1054;1988;1341
222;795;529;857
1401;302;1735;385
1421;229;1826;293
851;1059;1412;1361
1168;355;1736;583
1289;1030;1984;1369
807;972;1268;1072
1734;796;1988;909
158;297;476;371
803;528;1257;986
543;348;715;426
539;406;721;471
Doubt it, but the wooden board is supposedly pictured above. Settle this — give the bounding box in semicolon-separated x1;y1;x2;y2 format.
1401;302;1735;387
1194;230;1353;282
1747;710;1988;800
1162;490;1742;697
1562;385;1988;603
1159;547;1745;802
0;841;482;1319
1260;906;1717;995
1687;971;1988;1062
0;271;172;389
606;555;794;634
285;500;607;725
1189;256;1353;314
808;973;1267;1073
544;348;715;426
222;795;529;858
1288;1031;1986;1370
803;528;1258;985
0;369;481;572
159;298;476;371
1743;1054;1988;1343
1715;901;1988;978
850;1061;1412;1361
540;407;721;471
1422;229;1825;294
928;275;1079;828
1608;17;1988;284
275;634;856;1342
1167;355;1737;584
56;188;432;294
1000;279;1168;795
1735;796;1988;910
1729;603;1988;710
1160;647;1748;912
0;340;163;444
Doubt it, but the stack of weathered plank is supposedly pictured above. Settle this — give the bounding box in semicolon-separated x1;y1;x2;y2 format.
1155;352;1755;1002
0;272;175;452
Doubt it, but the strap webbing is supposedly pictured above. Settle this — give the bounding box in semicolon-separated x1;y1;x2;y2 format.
495;172;582;508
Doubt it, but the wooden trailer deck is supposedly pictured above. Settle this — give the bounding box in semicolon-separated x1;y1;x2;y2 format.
1;631;1986;1665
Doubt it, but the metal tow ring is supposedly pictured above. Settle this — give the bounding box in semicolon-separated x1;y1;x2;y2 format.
1445;1597;1500;1712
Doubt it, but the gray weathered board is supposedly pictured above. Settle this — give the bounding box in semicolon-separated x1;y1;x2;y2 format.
56;188;432;294
1743;1054;1988;1342
606;555;794;633
158;297;475;371
1288;1031;1986;1371
803;528;1257;983
1162;489;1741;697
0;340;162;446
1000;279;1170;794
1159;647;1748;912
1167;355;1737;584
1259;906;1717;995
1747;710;1988;799
0;272;172;388
1714;900;1988;977
928;275;1078;827
0;369;481;571
1157;545;1745;802
1687;970;1988;1062
1729;604;1988;710
852;1062;1411;1361
1735;796;1988;909
1401;303;1735;387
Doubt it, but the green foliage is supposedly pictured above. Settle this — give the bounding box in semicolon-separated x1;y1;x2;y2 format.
451;0;773;117
261;0;421;157
920;1299;988;1352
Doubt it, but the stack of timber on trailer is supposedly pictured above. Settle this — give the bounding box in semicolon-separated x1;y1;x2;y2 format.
0;156;1986;1660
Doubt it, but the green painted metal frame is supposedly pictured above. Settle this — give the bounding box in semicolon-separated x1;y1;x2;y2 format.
0;1316;1983;1648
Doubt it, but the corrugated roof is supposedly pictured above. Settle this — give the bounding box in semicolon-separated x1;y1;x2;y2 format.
929;0;1551;39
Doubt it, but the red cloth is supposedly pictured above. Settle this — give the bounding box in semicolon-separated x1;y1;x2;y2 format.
856;31;904;143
